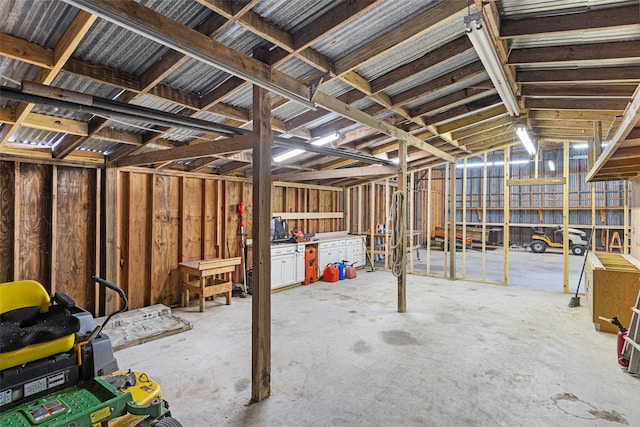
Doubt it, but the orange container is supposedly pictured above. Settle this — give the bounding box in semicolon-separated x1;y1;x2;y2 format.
303;246;318;285
322;263;339;282
345;265;356;279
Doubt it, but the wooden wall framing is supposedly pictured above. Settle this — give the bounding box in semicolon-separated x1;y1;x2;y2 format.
1;159;345;314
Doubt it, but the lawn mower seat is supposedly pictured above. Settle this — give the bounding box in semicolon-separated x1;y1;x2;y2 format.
0;280;80;371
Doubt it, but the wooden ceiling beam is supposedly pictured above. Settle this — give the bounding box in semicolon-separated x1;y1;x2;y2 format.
94;127;142;145
436;105;508;134
518;67;640;84
391;61;486;107
500;4;640;38
450;116;514;140
508;41;640;65
0;10;97;148
334;0;468;74
370;36;473;94
409;83;495;118
0;33;54;68
273;165;398;182
525;98;629;111
116;134;253;167
521;84;636;98
424;97;502;126
529;110;621;121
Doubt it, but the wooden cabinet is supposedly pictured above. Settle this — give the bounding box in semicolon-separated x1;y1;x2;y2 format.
318;241;340;276
345;237;365;268
585;252;640;333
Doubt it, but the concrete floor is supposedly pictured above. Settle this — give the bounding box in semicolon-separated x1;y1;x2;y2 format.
400;247;585;292
115;269;638;426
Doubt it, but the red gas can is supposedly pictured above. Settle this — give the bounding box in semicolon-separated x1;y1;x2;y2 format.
322;263;339;282
345;264;356;279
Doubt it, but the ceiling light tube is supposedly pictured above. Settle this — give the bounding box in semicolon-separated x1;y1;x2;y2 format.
311;132;339;146
547;160;555;171
515;123;536;155
465;12;520;116
273;149;305;163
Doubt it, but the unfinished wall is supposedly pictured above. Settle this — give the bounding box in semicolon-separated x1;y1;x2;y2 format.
631;177;639;258
0;160;99;312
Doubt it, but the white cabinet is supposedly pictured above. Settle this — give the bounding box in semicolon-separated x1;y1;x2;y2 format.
318;241;340;276
345;238;365;268
295;245;305;283
271;246;297;290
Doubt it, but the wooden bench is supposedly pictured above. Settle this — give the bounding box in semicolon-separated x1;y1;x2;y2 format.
178;257;242;312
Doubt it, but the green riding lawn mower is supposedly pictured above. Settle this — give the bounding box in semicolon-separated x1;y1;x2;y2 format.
0;276;181;426
529;226;590;256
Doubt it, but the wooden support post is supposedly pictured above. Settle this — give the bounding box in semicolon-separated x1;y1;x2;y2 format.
624;180;630;254
426;168;432;276
591;184;596;249
503;147;510;285
13;162;20;280
94;168;101;314
385;179;390;270
104;166;119;316
409;172;415;274
563;141;569;293
482;153;487;282
344;187;350;233
449;162;456;281
462;159;467;278
251;48;272;404
443;165;449;276
358;185;363;235
398;139;407;313
50;166;58;295
370;182;375;268
534;149;539;179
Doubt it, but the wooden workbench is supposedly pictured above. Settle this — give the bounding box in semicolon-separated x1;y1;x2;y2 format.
178;257;241;312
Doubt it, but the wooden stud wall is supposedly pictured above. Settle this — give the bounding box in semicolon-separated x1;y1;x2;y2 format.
0;160;98;310
1;159;344;313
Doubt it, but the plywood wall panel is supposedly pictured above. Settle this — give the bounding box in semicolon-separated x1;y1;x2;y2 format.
203;179;217;259
0;161;14;282
124;172;150;309
18;163;51;287
54;167;96;312
151;174;180;306
181;177;203;262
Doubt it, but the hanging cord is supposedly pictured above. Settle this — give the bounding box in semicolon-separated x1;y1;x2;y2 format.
391;191;406;277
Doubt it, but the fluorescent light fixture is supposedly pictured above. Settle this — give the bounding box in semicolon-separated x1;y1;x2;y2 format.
272;133;339;163
273;149;305;163
547;160;555;171
465;12;520;116
456;159;530;168
515;123;536;155
572;143;588;149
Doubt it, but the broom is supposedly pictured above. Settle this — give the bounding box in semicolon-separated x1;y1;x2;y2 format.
569;226;596;307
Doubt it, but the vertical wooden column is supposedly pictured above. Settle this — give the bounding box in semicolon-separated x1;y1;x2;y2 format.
426;168;432;275
104;166;119;315
94;169;102;313
344;186;350;232
50;166;58;294
482;153;487;282
449;162;456;281
251;48;272;404
624;181;629;254
13;162;20;280
443;165;449;276
398;139;407;313
409;172;415;273
503;148;510;285
369;182;375;267
563;140;570;293
358;185;363;234
462;159;467;278
385;179;390;269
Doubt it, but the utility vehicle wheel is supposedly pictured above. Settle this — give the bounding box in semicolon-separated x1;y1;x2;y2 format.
154;417;183;427
530;241;547;253
572;245;585;256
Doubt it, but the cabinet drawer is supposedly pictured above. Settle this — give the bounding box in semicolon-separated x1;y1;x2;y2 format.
272;246;295;256
319;241;339;249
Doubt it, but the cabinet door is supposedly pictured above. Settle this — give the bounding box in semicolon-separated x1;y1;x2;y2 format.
271;255;283;289
296;249;305;283
281;253;296;286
